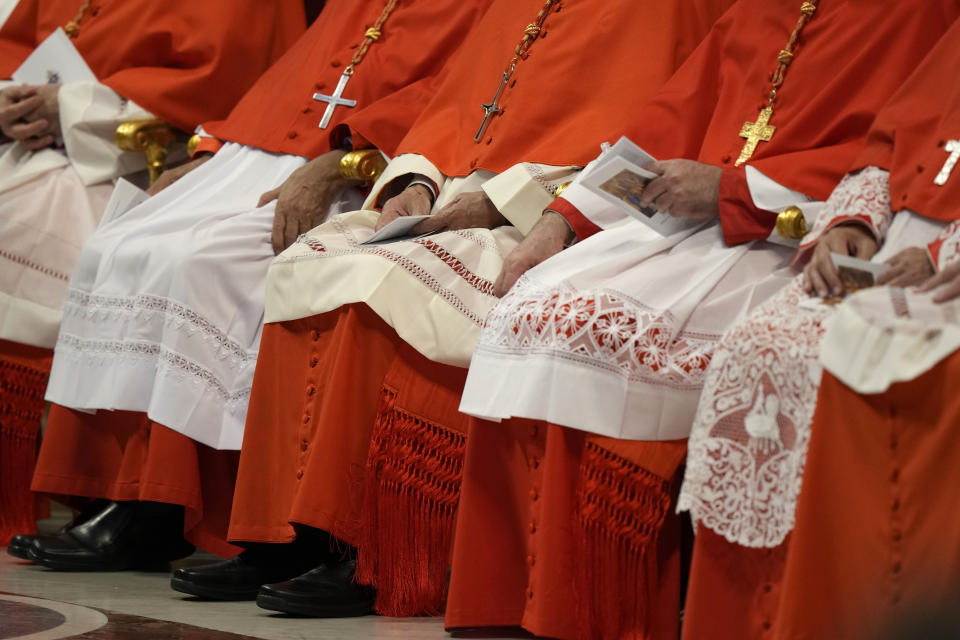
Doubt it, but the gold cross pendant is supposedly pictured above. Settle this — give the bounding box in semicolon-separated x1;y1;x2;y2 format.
736;107;776;167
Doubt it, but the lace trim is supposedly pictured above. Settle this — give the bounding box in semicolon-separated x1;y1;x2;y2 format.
936;220;960;269
475;275;717;389
678;278;828;547
285;218;498;325
0;249;70;282
55;333;251;409
63;290;253;364
800;167;892;252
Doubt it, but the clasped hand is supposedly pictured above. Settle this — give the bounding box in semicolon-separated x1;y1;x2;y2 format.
376;187;507;234
0;84;61;150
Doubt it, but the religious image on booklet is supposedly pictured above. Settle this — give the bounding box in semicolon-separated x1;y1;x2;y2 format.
583;156;700;236
799;253;889;310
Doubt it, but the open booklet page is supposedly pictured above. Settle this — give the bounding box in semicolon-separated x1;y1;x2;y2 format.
580;136;702;236
13;27;97;85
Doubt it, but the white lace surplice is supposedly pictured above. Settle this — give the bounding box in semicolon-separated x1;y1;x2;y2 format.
677;168;948;547
458;164;822;441
45;143;363;450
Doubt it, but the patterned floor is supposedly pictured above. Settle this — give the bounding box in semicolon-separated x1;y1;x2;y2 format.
0;552;462;640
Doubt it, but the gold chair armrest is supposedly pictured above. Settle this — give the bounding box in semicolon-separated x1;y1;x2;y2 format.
775;205;808;240
116;119;187;186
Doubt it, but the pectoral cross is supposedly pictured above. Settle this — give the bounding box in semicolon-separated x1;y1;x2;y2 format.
313;73;358;129
935;140;960;186
736;107;777;167
475;72;509;142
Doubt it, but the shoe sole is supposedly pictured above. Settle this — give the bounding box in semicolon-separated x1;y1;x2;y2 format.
170;576;259;601
256;593;375;618
27;546;193;572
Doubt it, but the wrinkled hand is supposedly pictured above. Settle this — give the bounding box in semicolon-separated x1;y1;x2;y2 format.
918;260;960;303
877;247;934;288
375;183;433;231
411;191;507;234
802;224;879;297
637;159;722;220
259;150;359;254
494;212;574;297
0;84;58;150
147;154;212;195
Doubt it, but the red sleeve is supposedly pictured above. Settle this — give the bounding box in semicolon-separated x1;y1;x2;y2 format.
717;166;777;245
549;197;602;242
192;136;223;158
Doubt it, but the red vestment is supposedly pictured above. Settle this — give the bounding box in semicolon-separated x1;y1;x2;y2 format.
683;12;960;640
771;23;960;638
27;0;493;553
228;0;736;622
0;0;305;546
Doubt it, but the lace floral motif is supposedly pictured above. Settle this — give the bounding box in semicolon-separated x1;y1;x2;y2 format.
677;277;829;547
476;275;716;388
800;167;893;254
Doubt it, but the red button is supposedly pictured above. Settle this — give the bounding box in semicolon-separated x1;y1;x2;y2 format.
288;131;298;139
529;489;539;502
302;440;309;452
311;330;320;341
529;522;537;534
303;415;311;424
306;384;316;396
526;588;534;600
302;106;311;115
890;498;900;512
296;469;304;480
722;154;732;164
310;357;319;368
530;457;540;470
315;82;326;91
890;468;900;483
527;555;535;567
529;424;539;438
470;158;478;169
331;60;341;68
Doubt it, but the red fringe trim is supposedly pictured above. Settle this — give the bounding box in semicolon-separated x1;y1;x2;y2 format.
357;385;466;617
0;356;51;545
575;440;673;640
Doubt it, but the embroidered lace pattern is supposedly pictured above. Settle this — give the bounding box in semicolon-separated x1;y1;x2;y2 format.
799;167;893;254
474;275;717;389
55;333;251;408
936;220;960;269
62;290;253;366
677;277;829;547
283;218;500;325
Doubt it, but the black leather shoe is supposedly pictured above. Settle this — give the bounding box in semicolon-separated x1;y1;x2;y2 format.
29;501;194;571
7;499;112;561
171;551;314;601
7;534;38;560
256;560;376;617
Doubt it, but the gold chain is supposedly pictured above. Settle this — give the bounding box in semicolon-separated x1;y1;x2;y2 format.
765;1;818;110
344;0;401;77
65;0;93;39
499;0;557;86
735;1;818;166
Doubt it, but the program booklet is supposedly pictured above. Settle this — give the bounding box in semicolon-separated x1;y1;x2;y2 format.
581;136;702;236
13;28;97;85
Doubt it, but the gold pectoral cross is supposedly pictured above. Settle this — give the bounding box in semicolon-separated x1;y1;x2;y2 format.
935;140;960;186
736;107;777;167
475;72;509;142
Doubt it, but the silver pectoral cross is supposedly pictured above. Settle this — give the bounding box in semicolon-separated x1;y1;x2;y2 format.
474;72;510;142
313;72;358;129
935;140;960;186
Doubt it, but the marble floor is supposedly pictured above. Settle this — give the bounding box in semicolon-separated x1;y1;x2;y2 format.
0;551;460;640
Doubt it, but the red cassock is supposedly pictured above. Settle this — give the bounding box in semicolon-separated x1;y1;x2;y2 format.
770;24;960;639
226;0;736;622
27;0;494;554
233;0;960;635
681;7;960;640
0;0;305;546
